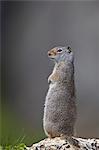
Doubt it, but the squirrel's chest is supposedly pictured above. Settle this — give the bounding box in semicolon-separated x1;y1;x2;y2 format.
48;82;61;94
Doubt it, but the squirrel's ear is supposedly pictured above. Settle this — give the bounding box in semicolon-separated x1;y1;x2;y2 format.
67;46;72;53
67;46;71;50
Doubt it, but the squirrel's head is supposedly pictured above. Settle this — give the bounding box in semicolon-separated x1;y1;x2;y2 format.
48;46;74;63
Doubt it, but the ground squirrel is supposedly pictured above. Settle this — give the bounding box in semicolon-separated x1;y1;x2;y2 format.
43;46;77;143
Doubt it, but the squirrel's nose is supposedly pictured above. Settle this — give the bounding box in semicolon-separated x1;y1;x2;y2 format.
48;51;52;56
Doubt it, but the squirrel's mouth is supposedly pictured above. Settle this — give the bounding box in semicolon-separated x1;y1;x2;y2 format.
48;55;55;59
49;57;55;60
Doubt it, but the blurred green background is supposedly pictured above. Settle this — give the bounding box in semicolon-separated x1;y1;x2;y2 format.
1;0;99;147
1;103;45;147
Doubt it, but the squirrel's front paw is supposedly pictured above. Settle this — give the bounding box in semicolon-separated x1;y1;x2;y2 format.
48;73;60;84
48;78;52;84
48;79;51;84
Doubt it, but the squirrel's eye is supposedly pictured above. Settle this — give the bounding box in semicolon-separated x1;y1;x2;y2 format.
57;49;62;52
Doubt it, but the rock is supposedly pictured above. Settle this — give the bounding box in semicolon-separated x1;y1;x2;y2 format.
28;137;99;150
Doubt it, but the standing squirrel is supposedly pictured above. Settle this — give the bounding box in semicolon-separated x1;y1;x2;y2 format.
43;46;77;144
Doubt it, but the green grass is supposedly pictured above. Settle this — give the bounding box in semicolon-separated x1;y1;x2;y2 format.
0;143;27;150
0;105;45;149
